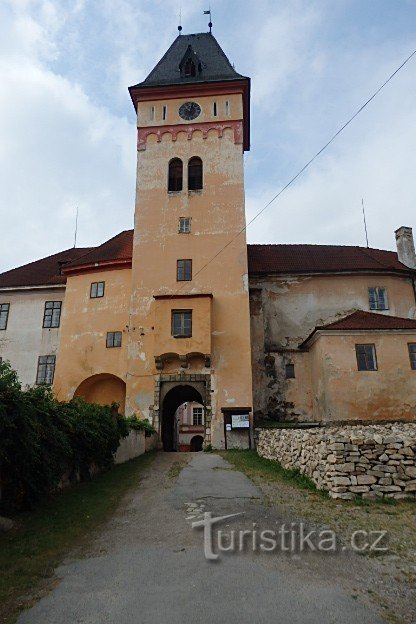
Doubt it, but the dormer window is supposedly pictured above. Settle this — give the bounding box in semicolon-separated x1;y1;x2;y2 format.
184;58;196;77
179;45;202;79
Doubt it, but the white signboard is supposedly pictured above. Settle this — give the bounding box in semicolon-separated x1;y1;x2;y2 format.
225;424;232;431
231;414;250;429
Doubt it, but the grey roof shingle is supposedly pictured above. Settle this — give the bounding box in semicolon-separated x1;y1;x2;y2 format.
131;32;246;88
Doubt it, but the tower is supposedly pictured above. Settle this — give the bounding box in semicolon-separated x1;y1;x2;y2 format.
127;32;252;448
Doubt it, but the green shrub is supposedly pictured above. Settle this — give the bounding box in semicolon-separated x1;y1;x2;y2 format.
126;415;156;436
0;362;130;514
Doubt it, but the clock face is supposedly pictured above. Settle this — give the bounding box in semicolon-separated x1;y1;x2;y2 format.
179;101;201;121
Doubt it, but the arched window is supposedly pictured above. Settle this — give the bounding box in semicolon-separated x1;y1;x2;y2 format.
168;158;183;192
184;58;196;77
188;157;203;191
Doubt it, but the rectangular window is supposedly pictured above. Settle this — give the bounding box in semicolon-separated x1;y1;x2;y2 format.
150;105;155;121
177;259;192;281
106;331;122;348
225;100;230;116
178;217;191;233
172;310;192;338
409;343;416;370
43;301;62;328
213;101;217;117
0;303;10;330
193;406;204;426
368;287;388;310
356;344;377;371
285;363;295;379
36;355;56;385
162;105;167;120
90;281;105;298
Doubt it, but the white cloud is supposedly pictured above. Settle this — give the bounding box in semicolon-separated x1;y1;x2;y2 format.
0;1;135;272
0;0;415;274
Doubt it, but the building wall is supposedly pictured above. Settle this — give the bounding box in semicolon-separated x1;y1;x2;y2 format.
0;287;65;386
250;273;416;421
309;332;416;422
127;92;253;448
53;268;131;412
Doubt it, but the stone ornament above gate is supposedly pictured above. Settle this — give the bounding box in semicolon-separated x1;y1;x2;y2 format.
155;352;211;370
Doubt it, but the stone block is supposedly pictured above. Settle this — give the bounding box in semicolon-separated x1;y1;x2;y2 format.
357;475;377;485
332;476;351;486
349;485;370;493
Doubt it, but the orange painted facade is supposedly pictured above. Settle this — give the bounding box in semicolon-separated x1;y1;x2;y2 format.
53;268;131;413
127;90;253;448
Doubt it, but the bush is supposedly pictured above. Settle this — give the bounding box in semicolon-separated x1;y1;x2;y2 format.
0;362;130;514
126;415;156;436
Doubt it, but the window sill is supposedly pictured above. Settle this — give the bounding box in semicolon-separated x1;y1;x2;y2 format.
168;190;183;196
188;190;202;195
172;335;192;339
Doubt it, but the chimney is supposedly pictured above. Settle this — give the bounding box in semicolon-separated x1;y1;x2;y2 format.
395;226;416;269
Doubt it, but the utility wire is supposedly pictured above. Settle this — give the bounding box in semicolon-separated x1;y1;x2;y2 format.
175;47;416;290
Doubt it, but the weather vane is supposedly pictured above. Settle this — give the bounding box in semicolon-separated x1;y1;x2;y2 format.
204;9;213;33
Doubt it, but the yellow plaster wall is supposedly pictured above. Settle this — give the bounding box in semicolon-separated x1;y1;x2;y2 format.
310;332;416;422
254;273;416;349
53;268;131;411
154;296;211;356
250;273;416;421
138;93;243;127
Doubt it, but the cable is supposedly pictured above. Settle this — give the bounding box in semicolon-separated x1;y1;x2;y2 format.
173;47;416;290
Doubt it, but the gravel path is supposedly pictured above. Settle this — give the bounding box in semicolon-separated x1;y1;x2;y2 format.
18;453;387;624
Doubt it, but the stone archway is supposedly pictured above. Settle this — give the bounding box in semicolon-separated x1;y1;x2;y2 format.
74;373;126;414
161;384;204;452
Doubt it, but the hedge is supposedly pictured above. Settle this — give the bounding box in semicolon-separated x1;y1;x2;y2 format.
0;361;152;514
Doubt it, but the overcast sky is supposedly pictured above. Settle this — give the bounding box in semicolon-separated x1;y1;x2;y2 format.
1;0;416;273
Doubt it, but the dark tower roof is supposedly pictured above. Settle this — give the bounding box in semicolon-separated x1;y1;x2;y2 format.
131;33;246;89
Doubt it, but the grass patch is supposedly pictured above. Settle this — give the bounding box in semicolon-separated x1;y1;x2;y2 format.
218;450;328;497
0;451;155;624
167;461;185;480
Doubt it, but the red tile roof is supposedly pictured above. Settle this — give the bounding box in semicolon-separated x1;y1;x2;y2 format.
247;244;409;275
64;230;133;274
300;310;416;347
0;248;94;289
1;233;412;288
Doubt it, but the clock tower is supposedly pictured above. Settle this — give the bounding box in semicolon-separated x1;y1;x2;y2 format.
127;31;253;449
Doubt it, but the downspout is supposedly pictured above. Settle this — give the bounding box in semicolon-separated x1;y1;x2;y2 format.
412;274;416;308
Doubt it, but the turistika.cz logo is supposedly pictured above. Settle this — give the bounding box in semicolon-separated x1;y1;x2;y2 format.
192;512;388;561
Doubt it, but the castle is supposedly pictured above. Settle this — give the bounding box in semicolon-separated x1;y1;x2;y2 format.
1;32;416;449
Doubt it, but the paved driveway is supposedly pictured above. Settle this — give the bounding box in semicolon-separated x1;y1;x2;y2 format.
18;453;385;624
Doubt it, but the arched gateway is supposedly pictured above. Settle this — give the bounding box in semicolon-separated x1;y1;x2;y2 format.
161;384;204;452
156;374;211;451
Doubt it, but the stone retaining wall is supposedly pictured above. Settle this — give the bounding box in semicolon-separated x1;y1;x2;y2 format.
256;423;416;500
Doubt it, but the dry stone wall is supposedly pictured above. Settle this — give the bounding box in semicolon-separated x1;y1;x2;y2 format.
256;423;416;500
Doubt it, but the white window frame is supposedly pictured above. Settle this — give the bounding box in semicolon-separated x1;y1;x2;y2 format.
192;406;204;426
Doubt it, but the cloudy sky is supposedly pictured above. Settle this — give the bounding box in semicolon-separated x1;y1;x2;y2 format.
1;0;416;272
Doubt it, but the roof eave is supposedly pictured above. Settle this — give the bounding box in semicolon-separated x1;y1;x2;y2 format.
63;258;132;276
300;327;416;349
